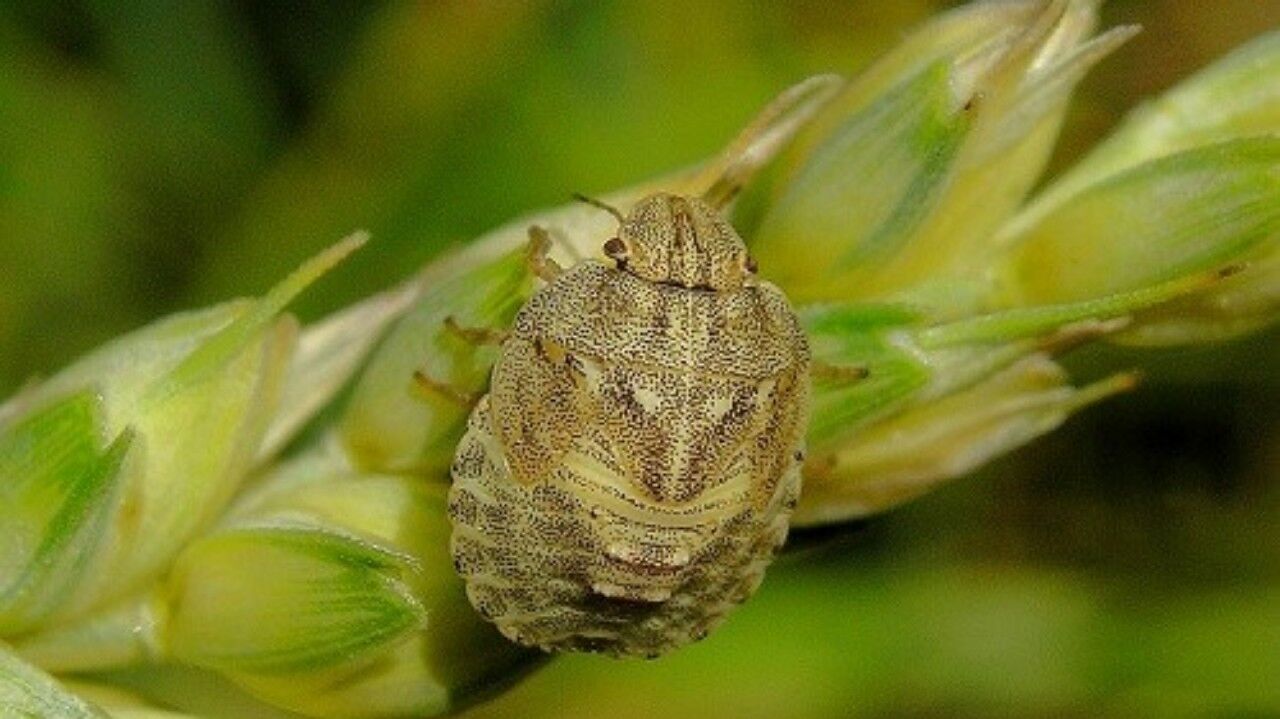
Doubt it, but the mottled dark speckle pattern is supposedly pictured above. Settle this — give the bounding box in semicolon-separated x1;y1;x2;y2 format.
449;194;810;657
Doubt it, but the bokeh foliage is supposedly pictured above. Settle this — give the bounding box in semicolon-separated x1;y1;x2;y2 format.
1;1;1278;717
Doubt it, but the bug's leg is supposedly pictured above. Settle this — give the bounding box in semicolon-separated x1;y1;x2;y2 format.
444;315;508;346
411;369;479;408
811;360;870;384
527;225;566;283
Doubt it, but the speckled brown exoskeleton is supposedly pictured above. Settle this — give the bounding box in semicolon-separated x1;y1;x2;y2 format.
434;187;814;659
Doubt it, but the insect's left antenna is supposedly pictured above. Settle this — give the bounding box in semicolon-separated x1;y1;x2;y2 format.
572;193;626;223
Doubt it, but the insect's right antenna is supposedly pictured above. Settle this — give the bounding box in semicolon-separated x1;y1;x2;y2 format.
571;193;626;224
701;74;844;210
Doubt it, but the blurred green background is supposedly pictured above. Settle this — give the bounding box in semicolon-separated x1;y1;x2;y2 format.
1;1;1277;716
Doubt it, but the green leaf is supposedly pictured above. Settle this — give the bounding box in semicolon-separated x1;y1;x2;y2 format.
879;23;1136;293
0;642;109;718
0;236;364;622
159;232;366;395
10;592;165;674
763;0;1048;170
997;138;1280;305
1116;249;1280;345
340;244;532;476
183;454;540;718
916;266;1240;348
0;391;132;634
260;274;418;462
799;289;1166;523
166;525;424;675
796;357;1135;525
802;297;1127;452
58;315;295;613
743;1;1133;304
1010;29;1280;231
801;304;932;445
751;60;970;301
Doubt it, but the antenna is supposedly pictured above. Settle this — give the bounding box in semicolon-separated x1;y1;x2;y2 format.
571;193;625;223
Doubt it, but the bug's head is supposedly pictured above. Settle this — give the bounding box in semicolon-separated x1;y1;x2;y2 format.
602;193;756;291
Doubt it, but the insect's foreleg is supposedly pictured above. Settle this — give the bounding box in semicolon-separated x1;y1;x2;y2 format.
411;369;480;408
444;315;508;346
811;360;870;384
527;225;566;283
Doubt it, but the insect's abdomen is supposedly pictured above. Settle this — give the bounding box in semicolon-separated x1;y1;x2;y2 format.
448;262;809;656
448;396;801;657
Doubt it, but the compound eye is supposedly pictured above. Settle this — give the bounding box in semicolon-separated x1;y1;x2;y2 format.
744;254;759;274
603;237;627;259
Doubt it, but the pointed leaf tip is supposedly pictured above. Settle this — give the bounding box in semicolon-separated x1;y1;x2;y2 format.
255;230;370;330
166;233;369;391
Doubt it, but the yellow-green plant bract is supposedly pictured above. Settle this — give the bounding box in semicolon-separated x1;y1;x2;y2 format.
1;1;1278;716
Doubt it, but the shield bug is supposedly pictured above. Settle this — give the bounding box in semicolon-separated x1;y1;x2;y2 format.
444;188;812;658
